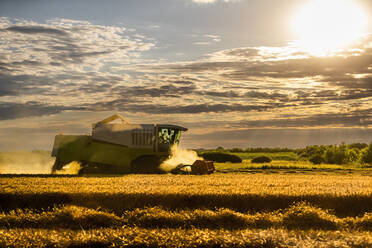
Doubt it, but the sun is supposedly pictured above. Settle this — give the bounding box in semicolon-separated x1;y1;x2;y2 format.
292;0;368;55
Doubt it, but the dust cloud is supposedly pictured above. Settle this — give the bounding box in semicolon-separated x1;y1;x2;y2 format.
160;145;202;172
54;161;81;175
0;151;55;174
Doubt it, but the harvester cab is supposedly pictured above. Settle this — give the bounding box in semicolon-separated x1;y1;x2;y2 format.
51;114;188;174
156;124;187;152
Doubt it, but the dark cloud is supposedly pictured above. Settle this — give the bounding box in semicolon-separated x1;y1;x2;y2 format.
218;53;372;80
324;76;372;90
85;99;290;114
1;71;368;120
49;62;63;66
0;102;74;120
0;73;56;96
0;61;43;72
293;89;372;102
236;110;372;128
77;83;114;94
244;91;288;100
201;90;240;98
330;90;371;101
0;72;125;98
0;86;17;97
111;83;197;98
166;61;237;72
144;103;265;114
173;80;194;85
49;50;113;64
5;25;68;36
111;83;290;100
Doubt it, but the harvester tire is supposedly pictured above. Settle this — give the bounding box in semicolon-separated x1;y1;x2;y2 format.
130;155;166;174
78;161;128;174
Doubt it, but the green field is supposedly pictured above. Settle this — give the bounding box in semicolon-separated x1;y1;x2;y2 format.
205;150;371;172
214;160;366;172
230;152;299;161
1;172;372;247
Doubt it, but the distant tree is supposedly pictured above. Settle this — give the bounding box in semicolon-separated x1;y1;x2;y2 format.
346;148;360;163
256;142;371;165
230;148;243;152
244;147;295;153
324;144;348;165
298;145;325;159
251;156;272;163
360;143;372;164
348;143;368;150
309;154;324;164
200;152;242;163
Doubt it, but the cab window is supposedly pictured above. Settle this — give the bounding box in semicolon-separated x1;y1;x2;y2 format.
158;128;180;151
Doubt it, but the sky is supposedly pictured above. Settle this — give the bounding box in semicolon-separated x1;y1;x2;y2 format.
0;0;371;150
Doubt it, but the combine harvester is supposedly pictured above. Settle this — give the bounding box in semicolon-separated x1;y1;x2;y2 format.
51;114;214;174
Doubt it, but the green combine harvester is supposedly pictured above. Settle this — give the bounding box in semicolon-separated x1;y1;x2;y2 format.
51;114;188;174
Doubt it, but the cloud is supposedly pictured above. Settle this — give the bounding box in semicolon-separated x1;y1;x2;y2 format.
204;34;221;42
0;102;72;120
82;93;294;114
191;0;240;4
193;34;221;46
193;41;212;46
235;110;372;128
6;25;69;36
0;17;371;135
0;18;154;70
0;17;155;112
132;35;371;110
192;0;216;3
152;46;372;81
111;83;197;98
322;75;372;90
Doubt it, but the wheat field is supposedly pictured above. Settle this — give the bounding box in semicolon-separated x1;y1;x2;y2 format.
1;172;372;247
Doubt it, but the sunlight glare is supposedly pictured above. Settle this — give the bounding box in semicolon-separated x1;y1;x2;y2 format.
292;0;368;55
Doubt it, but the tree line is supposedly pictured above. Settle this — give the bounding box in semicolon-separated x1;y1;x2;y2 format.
205;142;372;165
297;143;372;165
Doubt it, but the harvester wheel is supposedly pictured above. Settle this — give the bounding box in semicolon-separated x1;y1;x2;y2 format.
130;155;166;174
77;161;100;174
78;161;127;174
